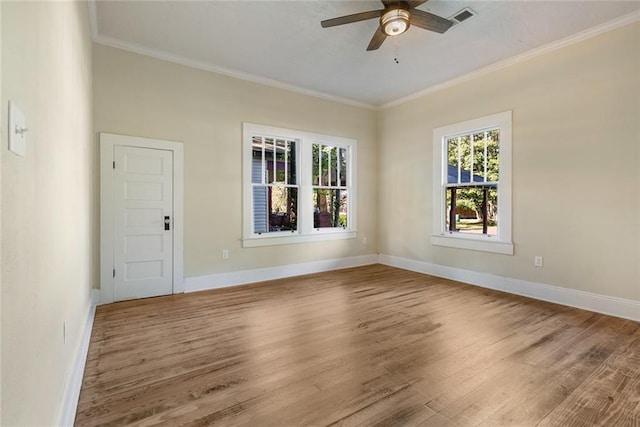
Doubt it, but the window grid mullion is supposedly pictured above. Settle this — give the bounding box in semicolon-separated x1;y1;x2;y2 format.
328;146;332;187
469;134;474;182
457;137;461;184
337;148;341;187
261;136;265;184
317;144;322;186
272;140;276;184
484;131;488;183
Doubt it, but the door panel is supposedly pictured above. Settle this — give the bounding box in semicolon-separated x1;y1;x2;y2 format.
114;145;173;301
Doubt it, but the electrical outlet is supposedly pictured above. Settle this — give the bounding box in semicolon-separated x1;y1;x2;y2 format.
362;237;367;245
222;249;229;260
534;256;543;267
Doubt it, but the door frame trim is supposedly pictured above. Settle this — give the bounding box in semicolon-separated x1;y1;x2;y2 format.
100;132;184;304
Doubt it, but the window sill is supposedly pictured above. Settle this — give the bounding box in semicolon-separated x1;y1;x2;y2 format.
243;230;357;248
431;234;513;255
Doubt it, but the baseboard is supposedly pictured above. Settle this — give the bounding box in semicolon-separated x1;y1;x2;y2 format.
186;253;639;322
379;254;640;322
90;288;100;306
58;290;98;426
185;254;378;293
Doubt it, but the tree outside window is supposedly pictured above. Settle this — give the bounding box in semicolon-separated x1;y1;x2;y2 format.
445;129;499;235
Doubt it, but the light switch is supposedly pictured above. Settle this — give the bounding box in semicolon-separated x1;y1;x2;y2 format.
9;101;27;157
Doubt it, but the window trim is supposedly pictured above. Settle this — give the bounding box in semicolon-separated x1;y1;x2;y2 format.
431;111;513;255
242;122;357;247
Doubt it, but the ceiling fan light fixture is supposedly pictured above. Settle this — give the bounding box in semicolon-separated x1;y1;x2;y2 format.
381;9;410;36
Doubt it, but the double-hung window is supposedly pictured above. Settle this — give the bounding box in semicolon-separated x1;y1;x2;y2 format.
432;111;513;255
243;123;357;247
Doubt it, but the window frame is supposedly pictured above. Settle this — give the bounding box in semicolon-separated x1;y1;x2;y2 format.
242;122;357;247
431;111;513;255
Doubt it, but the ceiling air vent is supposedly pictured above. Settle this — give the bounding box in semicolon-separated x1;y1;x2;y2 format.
450;7;476;25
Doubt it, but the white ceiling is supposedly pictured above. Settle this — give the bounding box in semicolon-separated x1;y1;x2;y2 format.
91;1;640;107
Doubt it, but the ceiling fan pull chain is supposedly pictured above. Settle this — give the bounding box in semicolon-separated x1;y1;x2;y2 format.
394;38;400;64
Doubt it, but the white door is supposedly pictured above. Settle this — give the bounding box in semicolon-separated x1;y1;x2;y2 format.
113;145;174;301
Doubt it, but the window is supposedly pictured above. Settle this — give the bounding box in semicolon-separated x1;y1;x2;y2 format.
432;111;513;255
243;123;357;247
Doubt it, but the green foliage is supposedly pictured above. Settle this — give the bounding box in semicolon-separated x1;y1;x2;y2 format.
312;144;348;186
446;129;500;220
455;198;476;212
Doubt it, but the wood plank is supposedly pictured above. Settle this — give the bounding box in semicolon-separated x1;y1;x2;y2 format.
538;328;640;427
75;265;640;426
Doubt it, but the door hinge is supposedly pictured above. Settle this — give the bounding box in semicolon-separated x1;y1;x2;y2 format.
113;268;115;278
113;161;116;169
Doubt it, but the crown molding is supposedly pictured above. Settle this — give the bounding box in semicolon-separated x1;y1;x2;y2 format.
380;9;640;109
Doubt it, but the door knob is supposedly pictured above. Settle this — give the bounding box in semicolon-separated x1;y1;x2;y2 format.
164;216;171;231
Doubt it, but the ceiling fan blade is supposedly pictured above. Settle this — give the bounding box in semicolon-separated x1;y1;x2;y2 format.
406;1;428;8
321;9;384;28
367;26;387;51
382;0;427;8
410;9;454;33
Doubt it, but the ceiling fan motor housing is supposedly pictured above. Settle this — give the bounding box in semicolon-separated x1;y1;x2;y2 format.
381;8;411;36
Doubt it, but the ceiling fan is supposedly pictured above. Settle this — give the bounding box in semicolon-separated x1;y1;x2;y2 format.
321;1;454;51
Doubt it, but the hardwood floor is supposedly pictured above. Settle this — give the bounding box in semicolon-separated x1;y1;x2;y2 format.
75;265;640;426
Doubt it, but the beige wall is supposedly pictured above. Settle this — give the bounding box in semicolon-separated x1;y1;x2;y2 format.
0;2;3;422
93;44;378;279
1;1;95;425
378;23;640;301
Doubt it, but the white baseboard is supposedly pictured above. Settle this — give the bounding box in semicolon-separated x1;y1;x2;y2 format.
59;290;98;426
185;253;639;322
379;254;640;322
185;254;378;293
90;288;100;306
